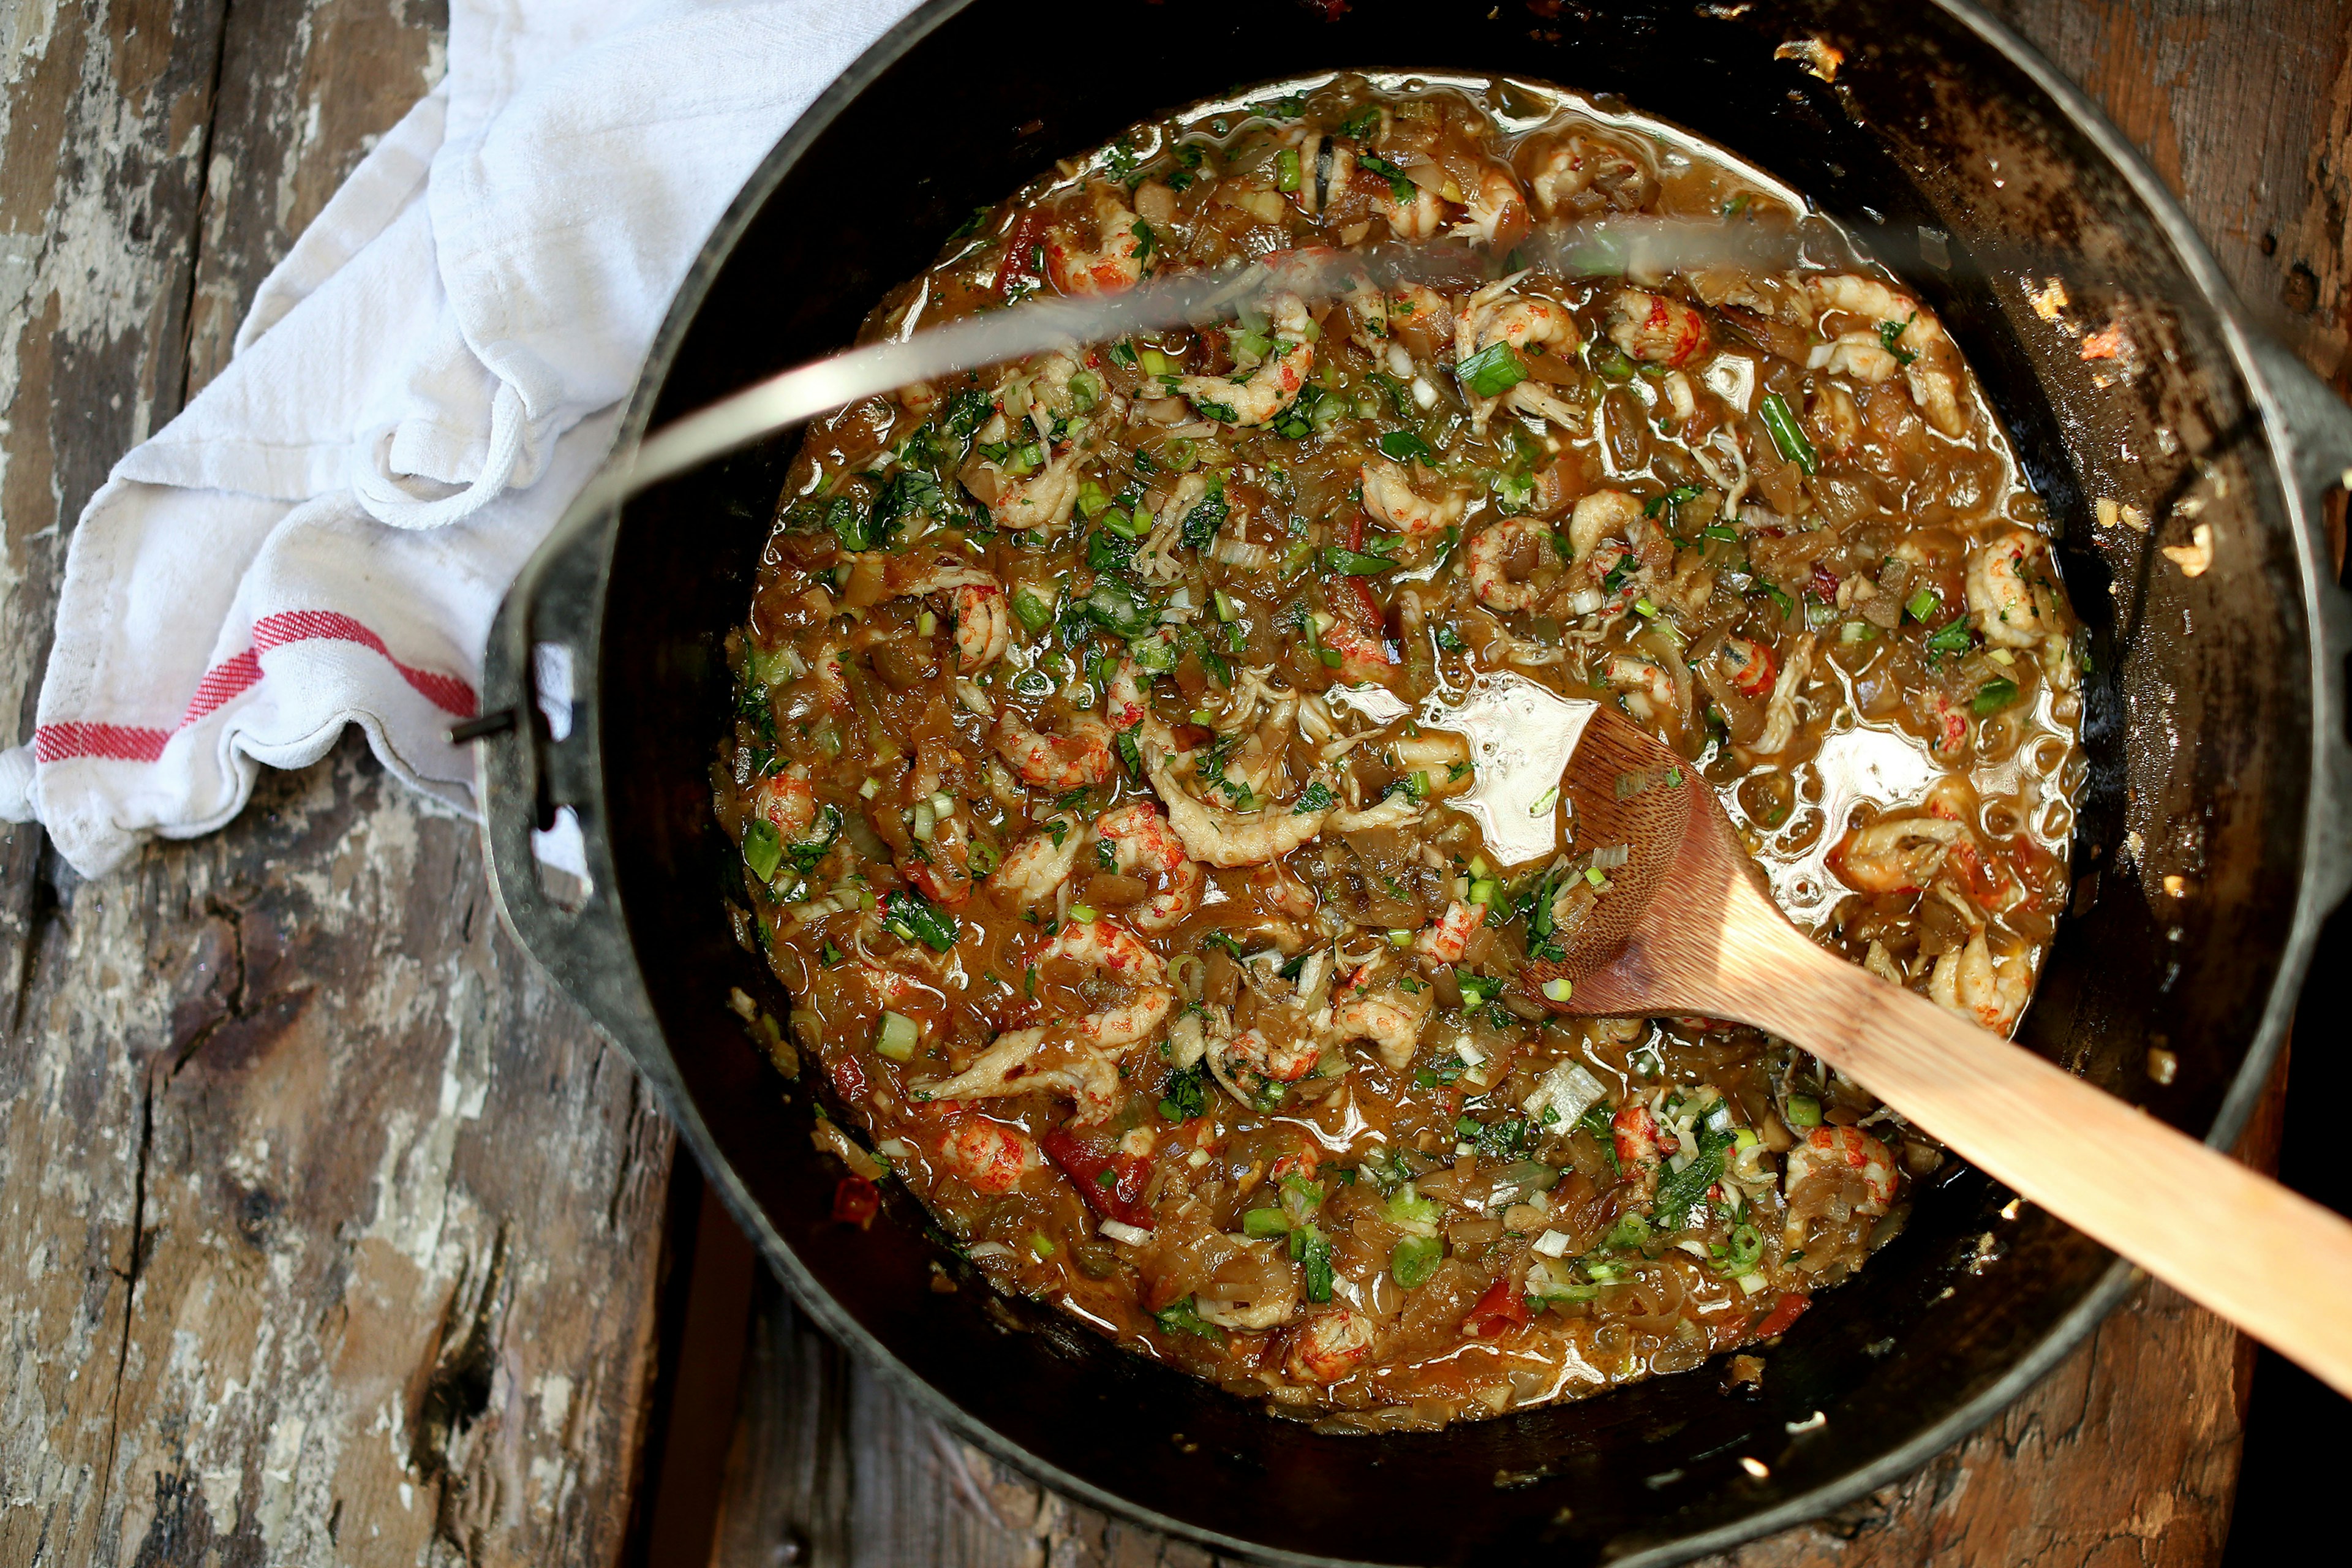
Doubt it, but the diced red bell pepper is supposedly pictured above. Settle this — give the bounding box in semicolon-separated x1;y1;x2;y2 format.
1754;1291;1811;1340
1336;575;1383;630
1337;508;1366;554
1809;562;1843;604
829;1051;870;1102
1460;1276;1534;1340
831;1176;879;1228
1041;1130;1155;1230
998;208;1052;299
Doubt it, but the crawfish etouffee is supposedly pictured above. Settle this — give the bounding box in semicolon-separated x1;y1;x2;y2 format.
715;74;2085;1430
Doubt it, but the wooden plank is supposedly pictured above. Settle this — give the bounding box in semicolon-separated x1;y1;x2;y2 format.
1987;0;2352;396
183;0;452;396
0;2;236;1559
698;3;2347;1566
0;1;676;1564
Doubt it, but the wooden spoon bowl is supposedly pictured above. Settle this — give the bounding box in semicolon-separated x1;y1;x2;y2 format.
1517;706;2352;1395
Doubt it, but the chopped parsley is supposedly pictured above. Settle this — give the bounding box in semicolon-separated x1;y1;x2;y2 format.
1377;429;1436;464
883;890;959;953
1650;1123;1734;1231
1877;312;1918;366
1179;474;1227;550
1158;1062;1210;1123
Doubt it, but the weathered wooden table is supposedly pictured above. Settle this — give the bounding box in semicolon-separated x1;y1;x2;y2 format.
2;2;2343;1563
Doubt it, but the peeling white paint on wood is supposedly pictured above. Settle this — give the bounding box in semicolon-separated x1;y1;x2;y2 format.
0;9;669;1565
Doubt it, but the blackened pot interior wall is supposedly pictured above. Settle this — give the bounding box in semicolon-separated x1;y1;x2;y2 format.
587;2;2301;1562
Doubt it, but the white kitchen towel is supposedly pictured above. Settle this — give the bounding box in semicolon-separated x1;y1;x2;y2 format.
0;0;922;876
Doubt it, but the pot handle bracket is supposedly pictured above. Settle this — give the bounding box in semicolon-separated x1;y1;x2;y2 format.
471;498;659;1047
2247;334;2352;915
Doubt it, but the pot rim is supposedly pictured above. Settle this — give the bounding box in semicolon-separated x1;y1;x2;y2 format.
504;3;2336;1561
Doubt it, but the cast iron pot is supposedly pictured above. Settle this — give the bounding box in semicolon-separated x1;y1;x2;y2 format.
473;2;2352;1562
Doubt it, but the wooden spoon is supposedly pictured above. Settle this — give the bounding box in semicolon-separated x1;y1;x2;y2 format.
1518;706;2352;1396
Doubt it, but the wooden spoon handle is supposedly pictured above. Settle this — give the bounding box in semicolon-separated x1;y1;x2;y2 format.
1716;907;2352;1397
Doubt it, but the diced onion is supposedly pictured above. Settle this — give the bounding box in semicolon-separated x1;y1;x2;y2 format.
1099;1219;1153;1246
1532;1229;1572;1258
1523;1060;1607;1124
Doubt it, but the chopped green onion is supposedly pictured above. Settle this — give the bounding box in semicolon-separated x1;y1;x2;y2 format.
1297;1224;1334;1302
1643;483;1703;518
1972;677;2021;715
1137;347;1170;378
1542;976;1574;1003
1153;1295;1224;1342
1068;902;1099;924
1786;1095;1823;1128
1243;1207;1291;1238
1714;1221;1765;1276
1386;1183;1442;1226
1390;1234;1444;1289
741;820;783;883
875;1011;919;1063
1839;620;1875;645
1322;546;1393;576
1759;392;1819;475
1702;523;1741;542
1468;877;1500;906
1029;1232;1057;1259
1925;615;1975;657
1458;341;1529;399
1275;148;1302;191
1605;1213;1653;1250
1905;587;1940;623
1129;633;1178;673
1011;586;1055;631
1585;865;1606;887
1213;589;1242;622
1632;597;1660;618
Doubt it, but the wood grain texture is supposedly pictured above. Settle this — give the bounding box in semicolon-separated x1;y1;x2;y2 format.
0;1;675;1564
699;3;2343;1566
